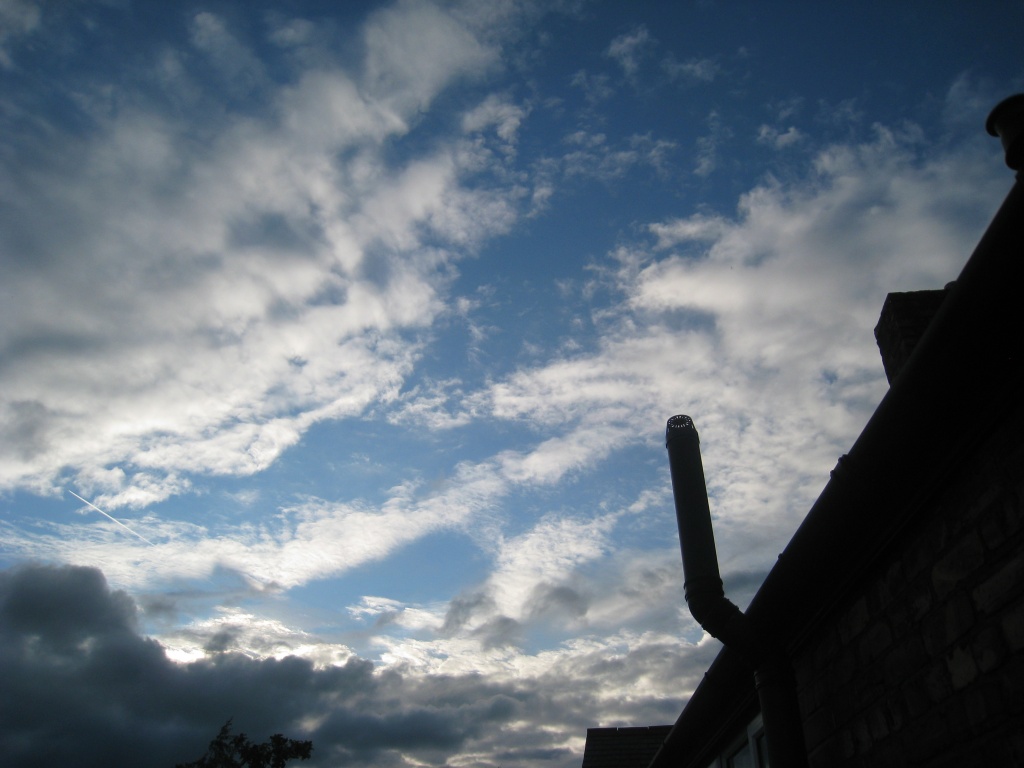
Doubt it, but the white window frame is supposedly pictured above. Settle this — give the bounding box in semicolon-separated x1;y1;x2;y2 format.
702;712;766;768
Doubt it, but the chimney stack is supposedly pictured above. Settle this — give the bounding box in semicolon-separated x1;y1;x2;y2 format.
873;287;950;384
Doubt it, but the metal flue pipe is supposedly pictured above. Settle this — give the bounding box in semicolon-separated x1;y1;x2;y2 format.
666;415;807;768
665;416;761;662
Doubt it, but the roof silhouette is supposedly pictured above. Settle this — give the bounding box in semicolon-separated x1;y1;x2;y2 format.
581;726;673;768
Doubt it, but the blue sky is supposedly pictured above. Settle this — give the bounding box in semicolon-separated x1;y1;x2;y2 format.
0;1;1021;766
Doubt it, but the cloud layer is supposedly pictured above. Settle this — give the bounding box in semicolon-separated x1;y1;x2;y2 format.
0;563;707;768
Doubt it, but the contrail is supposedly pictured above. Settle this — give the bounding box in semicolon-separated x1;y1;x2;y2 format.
69;491;155;546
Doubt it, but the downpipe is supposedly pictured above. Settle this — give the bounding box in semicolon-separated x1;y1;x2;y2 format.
666;416;808;768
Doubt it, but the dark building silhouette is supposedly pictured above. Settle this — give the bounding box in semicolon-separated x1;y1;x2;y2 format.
581;94;1024;768
582;727;674;768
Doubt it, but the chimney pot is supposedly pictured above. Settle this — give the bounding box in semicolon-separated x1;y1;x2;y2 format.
986;94;1024;171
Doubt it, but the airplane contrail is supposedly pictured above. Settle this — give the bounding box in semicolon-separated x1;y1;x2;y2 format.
69;491;155;546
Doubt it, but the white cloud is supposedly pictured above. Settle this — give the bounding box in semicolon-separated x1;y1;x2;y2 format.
389;378;476;429
462;93;528;144
0;3;528;509
428;118;1006;579
817;96;863;127
0;0;41;68
756;123;804;149
649;214;731;248
162;606;358;665
693;109;726;177
498;424;631;485
605;26;651;79
362;0;497;114
0;448;515;593
268;16;317;48
662;54;718;84
348;595;406;620
190;12;267;96
770;96;804;121
486;513;616;618
558;130;676;181
570;69;614;105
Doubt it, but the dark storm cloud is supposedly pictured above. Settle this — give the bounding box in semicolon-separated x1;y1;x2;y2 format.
137;593;182;621
472;615;523;649
2;400;56;461
440;590;494;635
0;564;693;768
0;563;137;650
204;627;240;653
0;564;458;767
526;583;589;620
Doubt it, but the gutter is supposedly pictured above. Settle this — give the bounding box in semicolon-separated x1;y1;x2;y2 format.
648;94;1024;768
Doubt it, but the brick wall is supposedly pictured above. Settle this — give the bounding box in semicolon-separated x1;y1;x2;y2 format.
793;401;1024;767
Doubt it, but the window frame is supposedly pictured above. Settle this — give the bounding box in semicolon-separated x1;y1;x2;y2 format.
702;712;766;768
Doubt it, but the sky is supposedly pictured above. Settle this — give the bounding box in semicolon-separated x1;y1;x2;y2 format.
0;1;1021;766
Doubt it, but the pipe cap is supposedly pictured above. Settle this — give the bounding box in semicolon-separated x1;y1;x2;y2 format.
666;415;698;446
